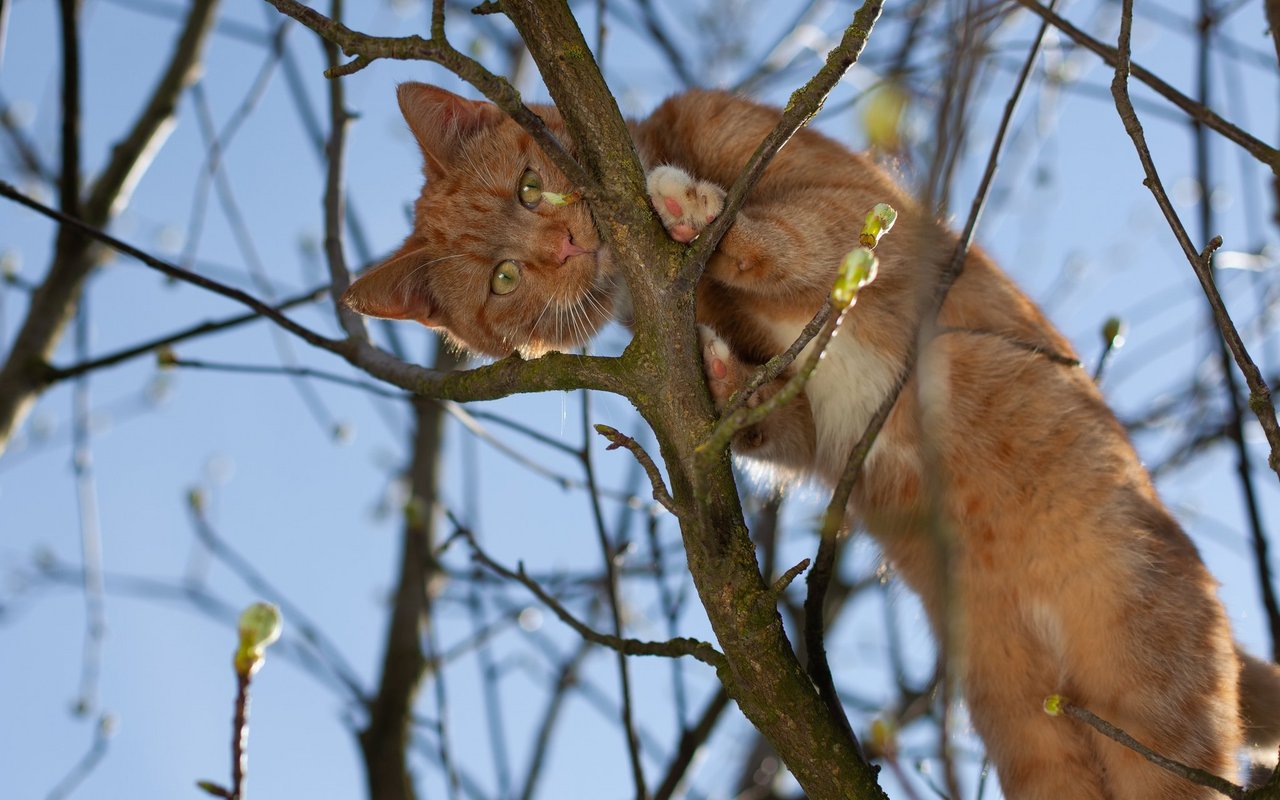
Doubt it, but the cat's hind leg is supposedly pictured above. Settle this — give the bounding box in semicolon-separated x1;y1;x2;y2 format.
962;637;1110;800
1081;646;1239;799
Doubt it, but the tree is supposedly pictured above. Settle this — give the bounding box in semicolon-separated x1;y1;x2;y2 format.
3;0;1278;798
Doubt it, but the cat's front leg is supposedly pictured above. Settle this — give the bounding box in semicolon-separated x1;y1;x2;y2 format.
647;166;804;295
647;165;725;244
699;326;816;470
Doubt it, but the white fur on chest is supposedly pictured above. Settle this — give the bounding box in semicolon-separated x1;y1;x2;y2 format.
762;317;901;478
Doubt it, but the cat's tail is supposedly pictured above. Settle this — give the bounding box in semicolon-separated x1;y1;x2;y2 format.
1240;648;1280;782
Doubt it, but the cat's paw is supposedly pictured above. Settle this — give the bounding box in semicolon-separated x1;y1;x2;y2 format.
648;165;725;243
699;325;747;410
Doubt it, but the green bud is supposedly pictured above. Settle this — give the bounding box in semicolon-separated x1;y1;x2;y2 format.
403;496;426;529
1043;694;1064;716
869;717;896;755
187;487;207;514
832;247;879;307
98;714;119;738
863;82;909;151
859;203;898;248
238;602;282;651
196;780;228;797
1101;316;1126;349
235;602;282;676
155;346;178;370
542;190;581;207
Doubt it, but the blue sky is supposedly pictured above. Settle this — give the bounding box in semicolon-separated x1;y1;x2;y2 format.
2;0;1279;798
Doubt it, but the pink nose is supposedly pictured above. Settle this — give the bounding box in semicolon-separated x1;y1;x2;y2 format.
557;233;590;264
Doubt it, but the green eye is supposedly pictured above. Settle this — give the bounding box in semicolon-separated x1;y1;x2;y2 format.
518;168;542;208
491;260;521;295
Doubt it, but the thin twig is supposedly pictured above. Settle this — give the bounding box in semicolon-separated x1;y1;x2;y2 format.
0;92;52;181
56;0;81;223
1012;0;1280;174
700;300;845;458
632;0;695;87
676;0;886;291
167;357;406;400
719;302;832;419
321;0;366;342
595;424;677;513
519;640;592;800
1051;699;1245;799
652;688;732;800
45;715;114;800
70;297;106;718
580;393;647;800
229;671;250;799
1188;0;1280;660
459;528;724;668
47;286;328;381
1107;0;1280;479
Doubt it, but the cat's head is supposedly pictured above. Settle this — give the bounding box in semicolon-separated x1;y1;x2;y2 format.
342;83;619;358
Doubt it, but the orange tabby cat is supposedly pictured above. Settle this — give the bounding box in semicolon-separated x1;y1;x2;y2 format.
344;83;1280;799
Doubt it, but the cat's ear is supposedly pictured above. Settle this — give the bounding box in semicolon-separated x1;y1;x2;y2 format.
342;246;443;329
397;83;504;180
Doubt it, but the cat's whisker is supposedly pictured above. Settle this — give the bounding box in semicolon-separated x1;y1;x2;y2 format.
570;300;586;347
583;289;609;329
526;293;556;352
391;253;466;297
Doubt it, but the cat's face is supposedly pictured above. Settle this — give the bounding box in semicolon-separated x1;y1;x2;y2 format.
343;83;618;358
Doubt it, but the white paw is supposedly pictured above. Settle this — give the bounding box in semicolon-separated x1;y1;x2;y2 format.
647;165;725;243
699;325;739;408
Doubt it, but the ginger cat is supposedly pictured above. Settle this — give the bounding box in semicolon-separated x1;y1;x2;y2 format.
344;83;1280;799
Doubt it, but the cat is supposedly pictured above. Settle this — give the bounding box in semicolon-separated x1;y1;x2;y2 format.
343;82;1280;799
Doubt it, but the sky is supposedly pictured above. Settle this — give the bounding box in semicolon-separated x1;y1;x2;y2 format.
2;0;1279;798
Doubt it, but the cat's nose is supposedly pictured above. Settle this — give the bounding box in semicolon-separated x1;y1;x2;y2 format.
557;232;590;264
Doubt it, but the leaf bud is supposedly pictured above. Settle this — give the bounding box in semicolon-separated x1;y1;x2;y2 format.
832;247;879;308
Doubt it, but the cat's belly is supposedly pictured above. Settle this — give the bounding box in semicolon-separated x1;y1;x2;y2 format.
761;315;901;481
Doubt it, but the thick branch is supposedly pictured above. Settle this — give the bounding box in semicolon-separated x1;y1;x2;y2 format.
360;355;457;800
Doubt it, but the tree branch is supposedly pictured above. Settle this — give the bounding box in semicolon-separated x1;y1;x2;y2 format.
1047;697;1246;799
260;0;595;197
459;527;725;669
676;0;885;292
1107;0;1280;479
595;424;677;514
1012;0;1280;175
0;180;629;404
0;0;221;457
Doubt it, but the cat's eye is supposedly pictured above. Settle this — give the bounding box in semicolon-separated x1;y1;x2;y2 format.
491;260;521;295
518;168;542;208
